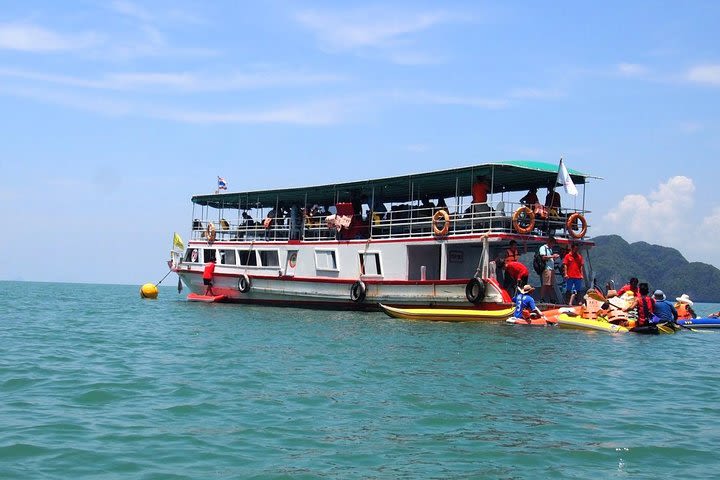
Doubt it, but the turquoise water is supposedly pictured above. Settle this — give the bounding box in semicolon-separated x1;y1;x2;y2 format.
1;281;719;479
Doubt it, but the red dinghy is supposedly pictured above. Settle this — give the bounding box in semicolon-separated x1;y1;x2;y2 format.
187;293;227;302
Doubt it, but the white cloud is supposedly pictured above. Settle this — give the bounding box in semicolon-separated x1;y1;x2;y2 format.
616;63;648;77
296;9;455;49
0;68;343;92
686;64;720;86
0;23;102;52
394;90;508;109
604;176;695;243
597;176;720;266
678;121;703;133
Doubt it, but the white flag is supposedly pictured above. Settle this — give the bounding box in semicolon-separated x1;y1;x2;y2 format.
556;158;578;196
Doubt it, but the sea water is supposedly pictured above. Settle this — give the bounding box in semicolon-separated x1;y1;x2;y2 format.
1;280;719;479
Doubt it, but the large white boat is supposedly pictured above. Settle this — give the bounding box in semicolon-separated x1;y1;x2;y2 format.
172;160;599;310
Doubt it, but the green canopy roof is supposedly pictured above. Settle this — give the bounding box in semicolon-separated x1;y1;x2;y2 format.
192;160;599;209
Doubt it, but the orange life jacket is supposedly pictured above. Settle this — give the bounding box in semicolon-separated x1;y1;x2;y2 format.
676;303;693;320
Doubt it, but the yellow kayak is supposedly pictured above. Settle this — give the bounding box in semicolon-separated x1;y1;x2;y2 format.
556;313;629;333
379;304;515;322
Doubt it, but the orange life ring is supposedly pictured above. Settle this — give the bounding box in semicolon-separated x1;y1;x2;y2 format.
205;222;216;243
566;213;587;239
432;210;450;236
512;206;535;234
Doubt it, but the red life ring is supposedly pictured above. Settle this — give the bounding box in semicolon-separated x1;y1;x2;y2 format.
566;213;587;239
512;206;535;234
432;210;450;236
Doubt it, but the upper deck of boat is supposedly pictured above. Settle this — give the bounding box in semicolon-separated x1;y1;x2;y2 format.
187;160;599;245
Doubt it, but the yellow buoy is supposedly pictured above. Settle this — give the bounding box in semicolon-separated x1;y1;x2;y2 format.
140;283;159;299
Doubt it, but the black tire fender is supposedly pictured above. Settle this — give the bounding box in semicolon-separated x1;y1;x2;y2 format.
465;277;486;304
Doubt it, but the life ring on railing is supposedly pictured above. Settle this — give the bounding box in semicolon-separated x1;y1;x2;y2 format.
238;274;251;293
205;222;216;243
512;206;535;234
350;280;367;302
465;277;486;304
566;213;587;239
432;210;450;236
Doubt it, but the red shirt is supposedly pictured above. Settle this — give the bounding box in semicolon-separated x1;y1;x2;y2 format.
203;261;215;280
472;181;488;203
617;284;639;296
504;261;529;281
563;252;584;279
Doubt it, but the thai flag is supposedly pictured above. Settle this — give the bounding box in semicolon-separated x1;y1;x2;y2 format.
218;177;227;190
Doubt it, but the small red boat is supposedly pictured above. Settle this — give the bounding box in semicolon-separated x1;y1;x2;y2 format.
187;293;227;302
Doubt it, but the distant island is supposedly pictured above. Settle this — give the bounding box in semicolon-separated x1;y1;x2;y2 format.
587;235;720;303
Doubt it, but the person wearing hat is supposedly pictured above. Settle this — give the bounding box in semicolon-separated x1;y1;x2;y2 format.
652;289;678;323
674;294;697;320
512;284;545;320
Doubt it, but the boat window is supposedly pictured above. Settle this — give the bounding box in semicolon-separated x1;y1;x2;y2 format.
203;249;217;263
360;252;382;276
238;250;257;266
315;249;338;271
259;250;280;267
219;249;236;265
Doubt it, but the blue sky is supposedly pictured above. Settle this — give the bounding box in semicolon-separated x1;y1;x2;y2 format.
1;1;719;285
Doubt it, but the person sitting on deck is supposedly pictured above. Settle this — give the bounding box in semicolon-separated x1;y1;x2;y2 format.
674;294;697;320
512;284;544;320
520;187;539;206
545;186;561;216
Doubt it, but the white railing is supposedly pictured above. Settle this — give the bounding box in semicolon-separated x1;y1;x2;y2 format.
190;200;590;243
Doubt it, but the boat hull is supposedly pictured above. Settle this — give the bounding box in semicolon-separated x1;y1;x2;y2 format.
556;313;629;333
380;304;515;322
677;317;720;329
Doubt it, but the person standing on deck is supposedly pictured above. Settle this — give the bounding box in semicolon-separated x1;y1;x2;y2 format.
539;236;560;303
562;243;585;305
503;260;529;297
203;258;216;296
505;240;520;263
470;176;491;214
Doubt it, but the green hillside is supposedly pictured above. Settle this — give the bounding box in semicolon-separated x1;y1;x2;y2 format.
589;235;720;302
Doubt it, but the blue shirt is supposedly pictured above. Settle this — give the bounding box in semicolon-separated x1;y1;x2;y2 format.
513;293;537;318
653;300;678;322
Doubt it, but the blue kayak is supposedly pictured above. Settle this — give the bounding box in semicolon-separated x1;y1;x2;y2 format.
677;317;720;329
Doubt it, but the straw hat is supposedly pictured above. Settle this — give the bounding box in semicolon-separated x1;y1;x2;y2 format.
520;284;535;294
675;293;693;306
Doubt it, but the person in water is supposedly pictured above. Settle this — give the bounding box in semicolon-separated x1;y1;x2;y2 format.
652;290;678;323
674;294;696;320
203;258;216;296
513;284;544;320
